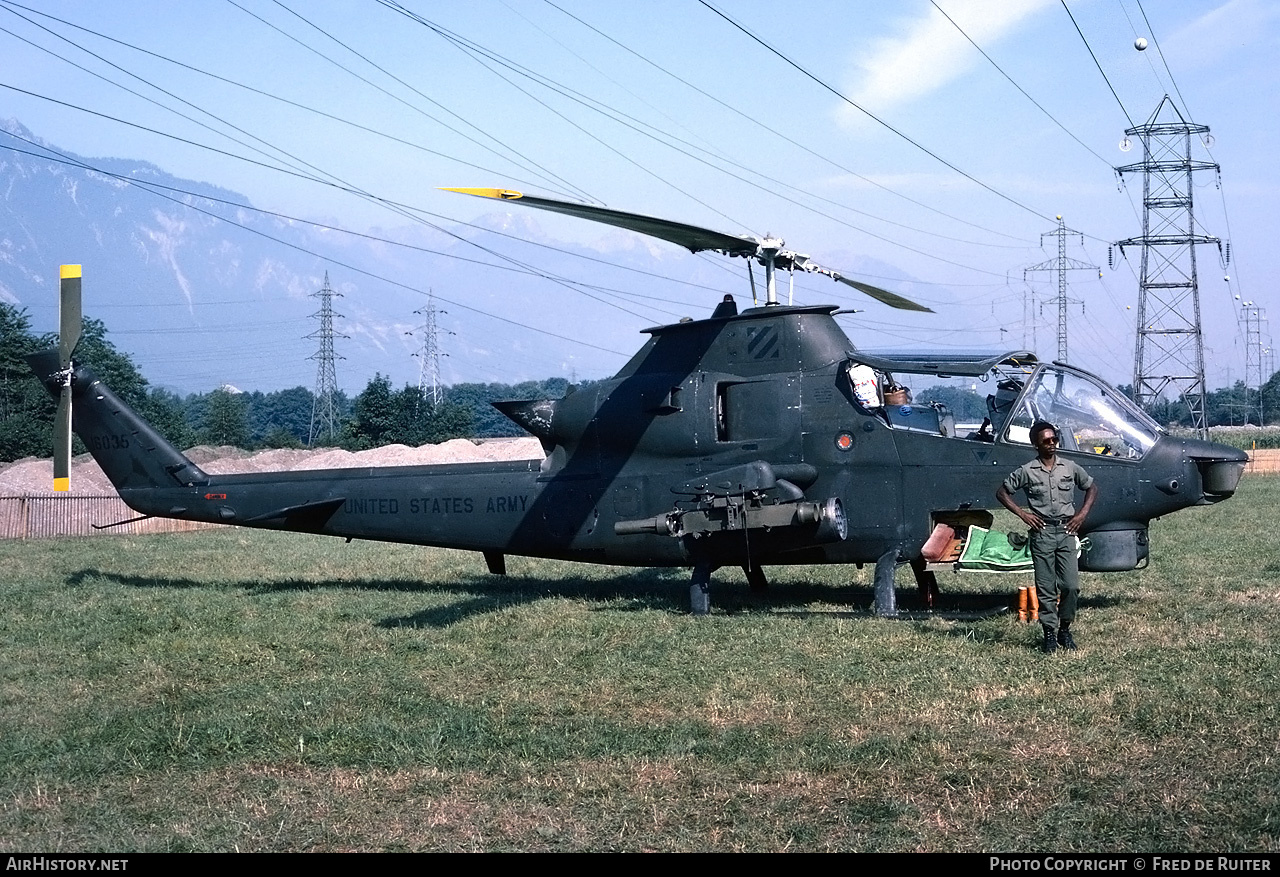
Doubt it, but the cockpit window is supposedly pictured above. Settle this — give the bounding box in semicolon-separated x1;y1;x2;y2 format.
844;362;958;437
1004;367;1162;459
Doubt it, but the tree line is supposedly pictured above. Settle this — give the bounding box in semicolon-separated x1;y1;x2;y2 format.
3;301;1278;464
0;303;576;461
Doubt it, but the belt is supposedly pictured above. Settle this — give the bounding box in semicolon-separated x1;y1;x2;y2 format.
1038;517;1071;526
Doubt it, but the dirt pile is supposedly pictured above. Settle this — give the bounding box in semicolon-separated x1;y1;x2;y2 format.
0;437;544;496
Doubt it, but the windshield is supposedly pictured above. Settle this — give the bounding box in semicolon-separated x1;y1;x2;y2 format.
1003;367;1162;459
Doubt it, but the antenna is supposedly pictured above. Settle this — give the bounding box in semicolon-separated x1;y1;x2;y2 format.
1114;97;1223;438
306;272;347;446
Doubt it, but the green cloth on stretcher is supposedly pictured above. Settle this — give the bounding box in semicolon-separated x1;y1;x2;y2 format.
957;526;1034;572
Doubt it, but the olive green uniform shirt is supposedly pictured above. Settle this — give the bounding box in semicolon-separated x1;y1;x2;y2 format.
1001;457;1095;520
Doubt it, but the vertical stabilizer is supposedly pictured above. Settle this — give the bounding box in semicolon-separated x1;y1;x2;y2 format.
492;398;559;453
26;350;207;492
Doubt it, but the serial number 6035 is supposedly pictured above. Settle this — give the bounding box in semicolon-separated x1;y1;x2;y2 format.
88;434;130;450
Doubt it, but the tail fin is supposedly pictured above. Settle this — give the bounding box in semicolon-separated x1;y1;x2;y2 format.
492;398;558;453
26;350;207;492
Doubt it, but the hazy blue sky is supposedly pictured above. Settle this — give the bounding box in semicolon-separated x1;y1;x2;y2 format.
2;0;1276;391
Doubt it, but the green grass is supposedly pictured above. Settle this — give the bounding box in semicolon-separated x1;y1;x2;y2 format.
1;480;1278;851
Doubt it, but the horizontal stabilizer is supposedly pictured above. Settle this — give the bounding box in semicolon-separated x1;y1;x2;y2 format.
242;497;346;530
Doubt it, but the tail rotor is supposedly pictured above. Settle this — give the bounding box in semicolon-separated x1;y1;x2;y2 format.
53;265;82;491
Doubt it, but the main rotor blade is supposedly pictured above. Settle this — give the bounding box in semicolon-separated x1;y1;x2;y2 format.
794;256;934;313
442;187;759;257
444;188;934;312
54;387;71;492
834;276;934;313
59;264;82;367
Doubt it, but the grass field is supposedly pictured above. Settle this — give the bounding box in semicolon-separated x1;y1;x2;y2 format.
2;479;1278;852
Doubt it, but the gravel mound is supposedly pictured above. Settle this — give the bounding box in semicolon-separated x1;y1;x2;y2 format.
0;438;544;496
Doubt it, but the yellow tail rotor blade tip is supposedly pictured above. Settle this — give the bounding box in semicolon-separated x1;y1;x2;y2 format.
60;265;82;279
440;187;524;201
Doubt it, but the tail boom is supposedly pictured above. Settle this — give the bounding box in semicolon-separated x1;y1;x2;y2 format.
24;350;657;560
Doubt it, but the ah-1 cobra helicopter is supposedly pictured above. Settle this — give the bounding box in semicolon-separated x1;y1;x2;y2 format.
29;189;1248;616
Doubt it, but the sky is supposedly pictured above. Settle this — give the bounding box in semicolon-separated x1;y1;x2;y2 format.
1;0;1276;394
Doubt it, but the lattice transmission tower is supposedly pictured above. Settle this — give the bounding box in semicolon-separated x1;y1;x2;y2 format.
408;291;453;407
1113;96;1227;438
1239;300;1268;425
306;272;347;445
1024;216;1097;363
1266;343;1276;404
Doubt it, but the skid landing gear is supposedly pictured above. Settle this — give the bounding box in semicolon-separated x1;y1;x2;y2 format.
874;547;900;617
910;557;940;610
688;563;769;614
690;564;712;615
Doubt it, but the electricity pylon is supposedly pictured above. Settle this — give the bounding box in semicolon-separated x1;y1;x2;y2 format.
1114;97;1226;438
1024;216;1097;363
307;272;347;445
1239;300;1267;425
408;290;453;407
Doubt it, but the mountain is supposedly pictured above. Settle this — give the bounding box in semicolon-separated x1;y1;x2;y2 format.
1;119;726;394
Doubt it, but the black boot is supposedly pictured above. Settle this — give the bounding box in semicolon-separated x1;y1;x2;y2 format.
1057;621;1078;651
1042;625;1058;654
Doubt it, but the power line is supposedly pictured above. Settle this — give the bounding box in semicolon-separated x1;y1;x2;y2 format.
229;0;592;202
540;0;1033;246
696;0;1054;223
0;0;581;195
1125;0;1251;345
7;1;1036;292
1133;0;1195;122
375;2;1034;282
0;93;693;324
0;11;338;189
377;0;753;233
930;1;1113;168
0;130;733;320
1058;0;1136;129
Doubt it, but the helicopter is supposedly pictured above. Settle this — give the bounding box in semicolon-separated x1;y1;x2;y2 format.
28;189;1248;616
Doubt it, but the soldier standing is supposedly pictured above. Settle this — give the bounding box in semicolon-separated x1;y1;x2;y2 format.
996;421;1099;653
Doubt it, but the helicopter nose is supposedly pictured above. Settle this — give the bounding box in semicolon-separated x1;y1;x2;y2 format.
1198;457;1247;498
1181;439;1249;501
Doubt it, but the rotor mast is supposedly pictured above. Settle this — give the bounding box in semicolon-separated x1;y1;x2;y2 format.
759;239;783;305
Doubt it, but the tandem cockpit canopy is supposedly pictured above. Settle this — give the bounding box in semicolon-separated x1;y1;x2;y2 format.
842;350;1163;460
1001;365;1163;459
843;349;1038;440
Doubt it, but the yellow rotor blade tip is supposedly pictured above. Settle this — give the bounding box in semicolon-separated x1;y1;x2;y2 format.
54;477;70;492
60;265;82;279
439;187;524;201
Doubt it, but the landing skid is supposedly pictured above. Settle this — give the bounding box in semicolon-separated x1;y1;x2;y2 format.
683;560;1000;619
